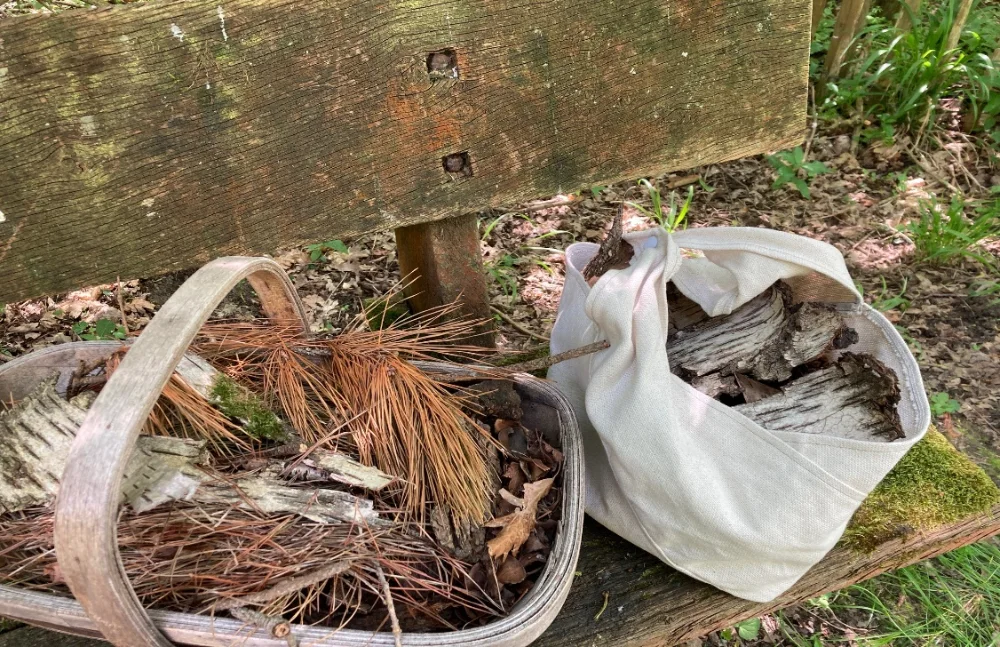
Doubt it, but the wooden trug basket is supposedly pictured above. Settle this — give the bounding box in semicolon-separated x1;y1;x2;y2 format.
0;257;585;647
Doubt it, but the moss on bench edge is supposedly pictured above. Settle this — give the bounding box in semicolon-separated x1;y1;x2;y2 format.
843;427;1000;553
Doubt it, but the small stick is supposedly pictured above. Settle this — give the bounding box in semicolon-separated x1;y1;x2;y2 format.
116;276;130;335
500;340;609;374
212;560;352;610
377;565;403;647
425;340;610;382
490;306;551;342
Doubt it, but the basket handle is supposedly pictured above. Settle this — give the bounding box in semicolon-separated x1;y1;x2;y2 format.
54;257;308;647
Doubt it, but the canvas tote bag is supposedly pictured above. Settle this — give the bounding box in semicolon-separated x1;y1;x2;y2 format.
547;227;931;602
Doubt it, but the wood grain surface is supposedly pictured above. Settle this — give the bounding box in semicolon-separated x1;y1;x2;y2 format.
0;0;809;302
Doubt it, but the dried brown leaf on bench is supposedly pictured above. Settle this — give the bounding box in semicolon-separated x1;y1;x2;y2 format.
486;477;554;559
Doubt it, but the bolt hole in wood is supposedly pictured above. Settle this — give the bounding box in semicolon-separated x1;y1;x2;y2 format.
426;48;459;80
443;151;473;178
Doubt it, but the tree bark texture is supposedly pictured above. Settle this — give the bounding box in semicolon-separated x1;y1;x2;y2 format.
535;506;1000;646
0;0;810;302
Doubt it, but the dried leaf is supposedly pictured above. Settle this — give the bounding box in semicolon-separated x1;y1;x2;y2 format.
485;477;553;559
496;555;527;584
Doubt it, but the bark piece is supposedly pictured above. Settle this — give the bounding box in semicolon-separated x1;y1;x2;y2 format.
0;380;380;523
669;285;851;383
668;287;788;379
667;284;710;335
582;205;634;282
295;449;396;491
735;353;904;441
192;471;380;525
0;380;88;513
690;373;740;399
0;381;208;513
734;373;781;404
431;504;486;561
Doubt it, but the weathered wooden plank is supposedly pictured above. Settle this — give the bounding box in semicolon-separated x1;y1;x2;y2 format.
536;507;1000;647
0;0;810;302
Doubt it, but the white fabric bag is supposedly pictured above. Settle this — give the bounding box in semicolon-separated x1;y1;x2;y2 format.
548;227;930;602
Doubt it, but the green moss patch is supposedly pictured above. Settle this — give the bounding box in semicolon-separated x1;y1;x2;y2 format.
211;376;287;442
363;295;411;331
843;428;1000;552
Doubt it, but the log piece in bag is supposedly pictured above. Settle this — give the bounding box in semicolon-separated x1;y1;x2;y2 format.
548;226;930;602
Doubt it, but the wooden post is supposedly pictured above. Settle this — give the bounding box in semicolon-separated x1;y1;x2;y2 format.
896;0;922;31
945;0;974;51
812;0;829;37
822;0;870;82
395;215;496;348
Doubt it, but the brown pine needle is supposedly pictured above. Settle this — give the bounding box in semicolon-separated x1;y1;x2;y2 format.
106;350;254;456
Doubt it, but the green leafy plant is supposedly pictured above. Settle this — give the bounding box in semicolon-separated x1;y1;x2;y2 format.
305;239;348;262
930;392;961;416
486;254;520;300
902;195;1000;267
970;278;1000;304
766;147;830;199
822;0;1000;135
735;617;762;640
72;318;127;341
628;178;693;232
872;277;911;312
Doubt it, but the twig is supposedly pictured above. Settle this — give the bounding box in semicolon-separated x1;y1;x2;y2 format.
803;85;819;162
903;142;961;195
426;340;610;382
116;276;130;335
212;560;353;610
490;306;550;342
377;566;403;647
229;607;297;646
500;340;609;374
665;173;701;190
521;194;575;213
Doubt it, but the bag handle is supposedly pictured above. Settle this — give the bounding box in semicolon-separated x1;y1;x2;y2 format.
54;257;308;647
664;227;861;317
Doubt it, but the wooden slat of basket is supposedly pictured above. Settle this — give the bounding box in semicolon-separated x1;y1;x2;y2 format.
53;257;308;647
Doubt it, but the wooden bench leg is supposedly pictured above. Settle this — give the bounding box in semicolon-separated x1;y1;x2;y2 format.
395;214;495;348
